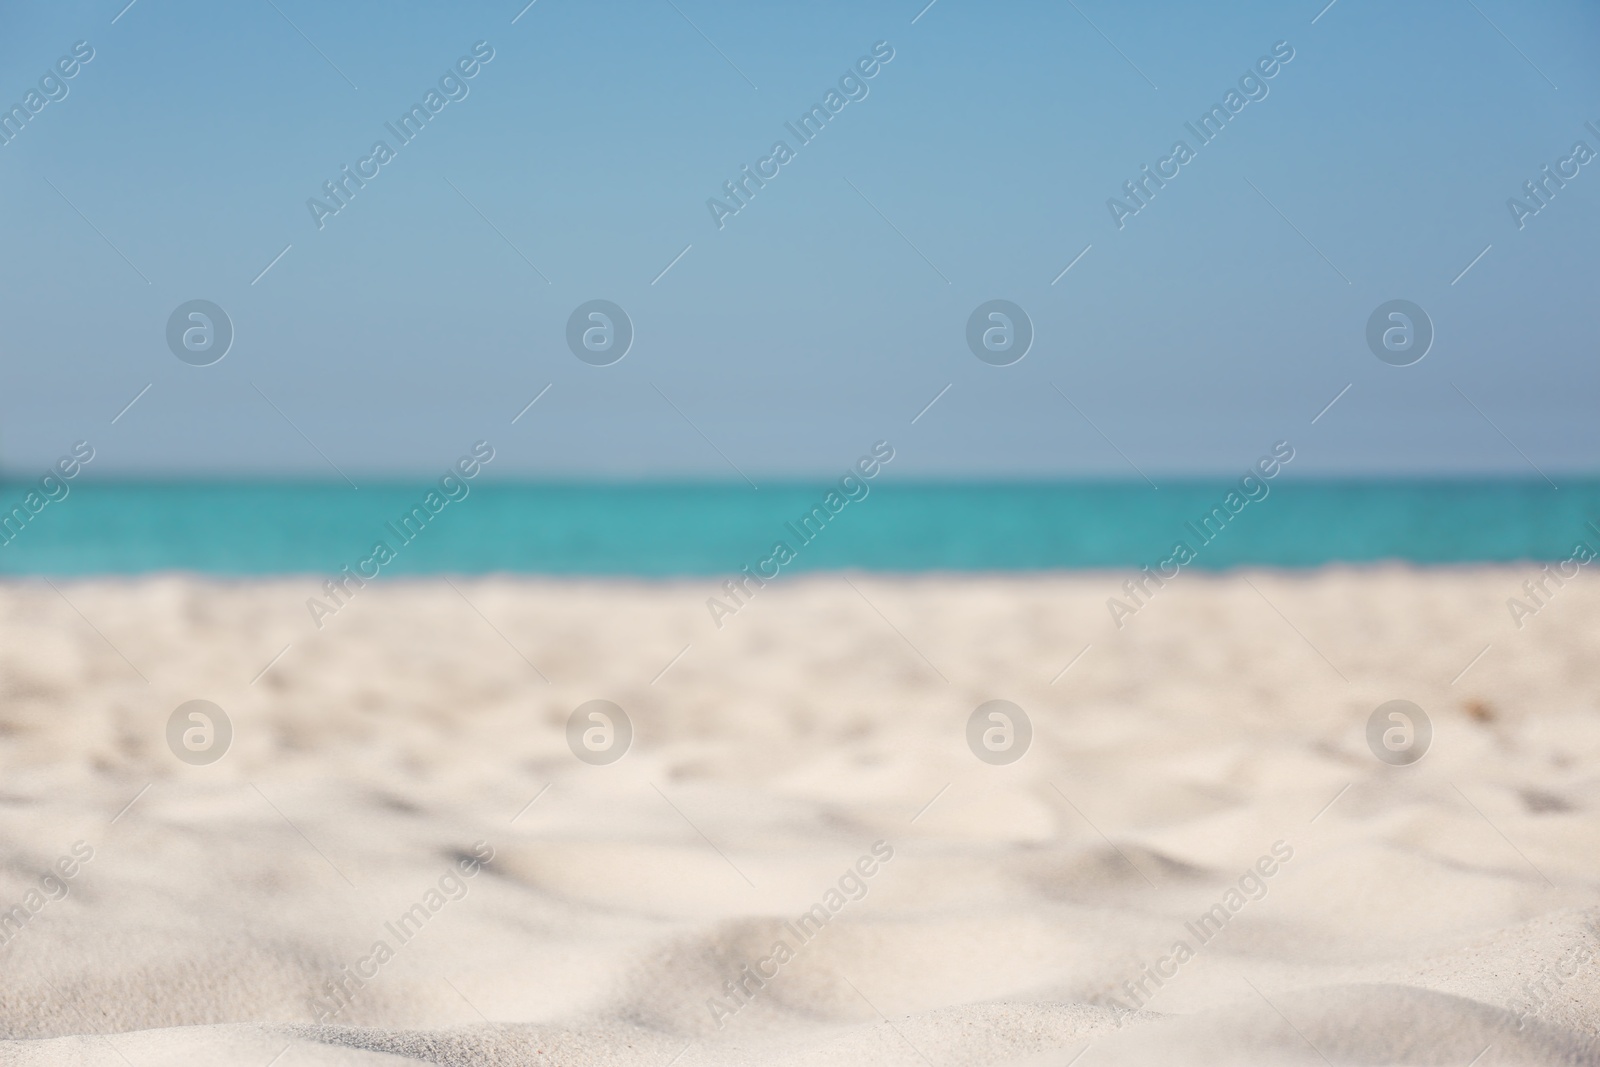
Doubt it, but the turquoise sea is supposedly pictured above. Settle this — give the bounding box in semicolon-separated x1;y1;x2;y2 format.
0;480;1594;576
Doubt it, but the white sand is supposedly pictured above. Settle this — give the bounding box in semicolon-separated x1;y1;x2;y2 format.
0;567;1596;1065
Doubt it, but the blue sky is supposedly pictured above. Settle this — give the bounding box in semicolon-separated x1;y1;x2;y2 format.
2;0;1597;479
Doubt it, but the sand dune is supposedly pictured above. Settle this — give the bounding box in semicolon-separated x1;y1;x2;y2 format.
0;568;1596;1064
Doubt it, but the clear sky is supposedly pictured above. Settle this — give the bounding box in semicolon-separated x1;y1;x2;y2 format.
2;0;1597;480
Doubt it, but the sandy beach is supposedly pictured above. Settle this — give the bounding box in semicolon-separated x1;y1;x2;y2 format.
0;567;1596;1065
